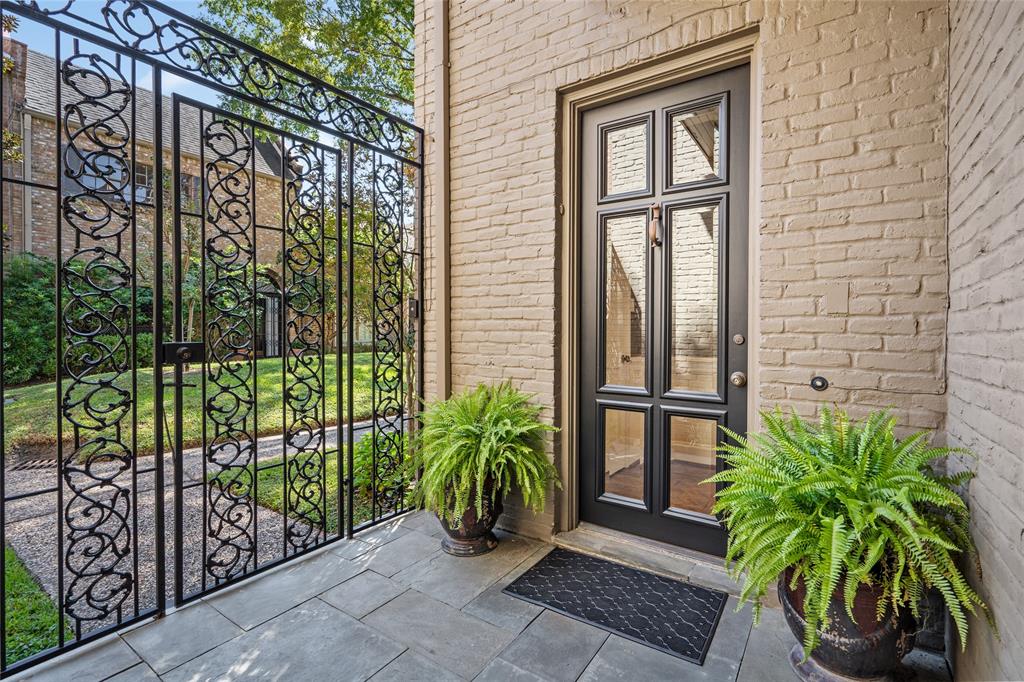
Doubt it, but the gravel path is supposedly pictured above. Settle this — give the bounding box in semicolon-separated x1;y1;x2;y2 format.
4;420;377;637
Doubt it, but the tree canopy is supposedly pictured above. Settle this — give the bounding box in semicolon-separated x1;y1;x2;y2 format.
201;0;414;117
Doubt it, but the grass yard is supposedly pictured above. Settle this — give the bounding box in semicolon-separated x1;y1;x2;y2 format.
211;451;371;534
3;353;379;458
4;546;70;664
210;432;410;534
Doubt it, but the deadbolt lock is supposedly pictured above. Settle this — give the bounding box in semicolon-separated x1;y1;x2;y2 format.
730;371;747;387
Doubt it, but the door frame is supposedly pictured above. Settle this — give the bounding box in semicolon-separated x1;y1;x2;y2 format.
555;29;762;537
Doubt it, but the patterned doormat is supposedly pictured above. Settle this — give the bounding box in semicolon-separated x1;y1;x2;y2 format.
503;547;728;665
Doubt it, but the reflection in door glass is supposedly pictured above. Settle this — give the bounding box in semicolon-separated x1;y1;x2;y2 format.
668;415;718;515
603;409;645;503
670;103;721;186
669;204;718;394
604;214;647;389
604;120;648;196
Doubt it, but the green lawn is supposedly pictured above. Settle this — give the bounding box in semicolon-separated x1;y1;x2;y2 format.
3;353;376;457
210;434;410;533
222;452;350;534
4;546;70;664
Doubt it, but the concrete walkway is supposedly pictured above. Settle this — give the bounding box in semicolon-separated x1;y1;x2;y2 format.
12;511;952;682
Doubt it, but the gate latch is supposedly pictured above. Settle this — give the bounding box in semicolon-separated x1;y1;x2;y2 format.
161;342;205;365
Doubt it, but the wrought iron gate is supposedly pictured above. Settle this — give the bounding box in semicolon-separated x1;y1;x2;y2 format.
0;0;422;675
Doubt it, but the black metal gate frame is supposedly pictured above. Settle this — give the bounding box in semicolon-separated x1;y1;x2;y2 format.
0;0;423;676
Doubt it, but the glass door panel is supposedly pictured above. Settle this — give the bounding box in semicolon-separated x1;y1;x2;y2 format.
600;406;647;508
602;212;648;390
666;414;719;516
667;202;720;395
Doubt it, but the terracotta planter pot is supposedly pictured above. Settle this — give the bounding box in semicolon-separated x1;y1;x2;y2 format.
437;479;503;557
780;567;916;681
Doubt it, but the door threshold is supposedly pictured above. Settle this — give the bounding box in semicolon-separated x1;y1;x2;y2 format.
553;522;775;604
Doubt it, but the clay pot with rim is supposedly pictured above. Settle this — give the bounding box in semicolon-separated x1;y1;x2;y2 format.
780;567;916;681
437;478;503;556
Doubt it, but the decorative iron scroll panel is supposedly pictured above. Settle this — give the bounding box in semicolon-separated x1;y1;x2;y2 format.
0;0;422;676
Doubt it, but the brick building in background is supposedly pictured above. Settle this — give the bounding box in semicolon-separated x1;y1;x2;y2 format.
415;1;1023;679
0;41;383;355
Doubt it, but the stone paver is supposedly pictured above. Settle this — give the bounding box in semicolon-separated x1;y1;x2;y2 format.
20;637;139;682
392;531;542;608
351;529;441;577
320;570;407;619
389;511;446;538
492;610;609;681
106;663;161;680
205;550;362;629
692;597;754;681
16;514;954;682
461;578;543;634
363;589;515;680
122;601;243;674
736;604;793;682
162;599;403;682
475;657;546;681
369;650;464;682
579;635;700;681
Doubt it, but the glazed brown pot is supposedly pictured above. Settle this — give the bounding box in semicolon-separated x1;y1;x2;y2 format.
780;567;916;681
437;478;503;556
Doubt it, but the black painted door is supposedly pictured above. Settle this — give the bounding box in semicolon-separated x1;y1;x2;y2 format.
579;65;749;556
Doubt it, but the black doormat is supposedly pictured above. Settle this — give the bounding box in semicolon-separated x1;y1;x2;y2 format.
503;548;728;665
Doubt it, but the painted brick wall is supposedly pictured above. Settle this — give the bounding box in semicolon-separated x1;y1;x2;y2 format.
413;0;440;398
946;1;1024;678
415;1;950;537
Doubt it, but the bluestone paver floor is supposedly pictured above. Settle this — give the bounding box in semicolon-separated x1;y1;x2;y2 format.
15;510;953;682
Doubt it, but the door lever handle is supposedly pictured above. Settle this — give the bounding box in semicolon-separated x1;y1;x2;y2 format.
648;204;661;248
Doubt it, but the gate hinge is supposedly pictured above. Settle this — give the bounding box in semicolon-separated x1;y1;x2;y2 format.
161;342;205;365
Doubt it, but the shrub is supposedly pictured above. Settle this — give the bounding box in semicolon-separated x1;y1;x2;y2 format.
350;428;407;494
2;254;56;385
3;254;156;384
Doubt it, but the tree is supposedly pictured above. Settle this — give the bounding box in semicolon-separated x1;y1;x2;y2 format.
200;0;414;118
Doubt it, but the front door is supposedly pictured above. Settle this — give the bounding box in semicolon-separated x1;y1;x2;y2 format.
579;65;749;556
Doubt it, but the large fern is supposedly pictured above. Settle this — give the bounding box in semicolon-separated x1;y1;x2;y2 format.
406;382;560;526
705;407;994;657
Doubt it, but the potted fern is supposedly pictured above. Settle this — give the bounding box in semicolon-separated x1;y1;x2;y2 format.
706;407;993;681
406;382;560;556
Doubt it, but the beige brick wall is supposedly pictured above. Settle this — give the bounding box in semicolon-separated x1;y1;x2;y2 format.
414;0;441;399
415;0;950;537
947;1;1024;678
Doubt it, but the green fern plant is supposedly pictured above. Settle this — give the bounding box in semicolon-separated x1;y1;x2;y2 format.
406;382;560;526
705;407;993;657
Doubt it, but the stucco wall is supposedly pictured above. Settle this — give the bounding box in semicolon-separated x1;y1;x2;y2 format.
415;0;950;539
947;0;1024;678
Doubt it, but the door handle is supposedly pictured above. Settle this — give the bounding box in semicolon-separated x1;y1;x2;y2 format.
730;371;747;387
648;204;661;248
